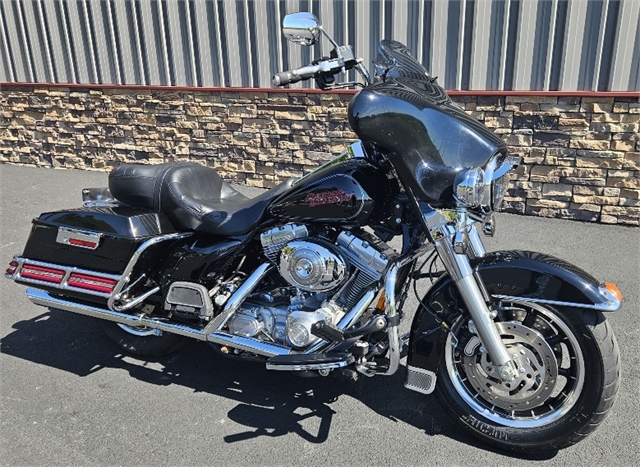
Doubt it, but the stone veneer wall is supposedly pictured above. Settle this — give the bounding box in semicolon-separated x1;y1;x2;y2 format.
1;86;638;225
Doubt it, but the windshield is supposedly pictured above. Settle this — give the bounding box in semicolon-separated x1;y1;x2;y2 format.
373;40;431;81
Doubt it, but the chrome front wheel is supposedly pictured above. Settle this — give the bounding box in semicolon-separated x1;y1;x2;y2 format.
435;301;620;453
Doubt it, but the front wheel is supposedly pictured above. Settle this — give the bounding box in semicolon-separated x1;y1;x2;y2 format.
435;300;620;453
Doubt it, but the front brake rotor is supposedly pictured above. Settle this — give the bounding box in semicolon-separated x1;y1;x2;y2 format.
461;321;558;411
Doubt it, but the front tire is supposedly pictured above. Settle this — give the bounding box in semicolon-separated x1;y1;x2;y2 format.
435;301;620;453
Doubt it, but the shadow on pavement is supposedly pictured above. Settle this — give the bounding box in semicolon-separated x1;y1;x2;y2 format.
1;307;557;460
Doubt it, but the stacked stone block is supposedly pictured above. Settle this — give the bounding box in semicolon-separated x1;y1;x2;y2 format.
464;95;639;226
0;87;638;225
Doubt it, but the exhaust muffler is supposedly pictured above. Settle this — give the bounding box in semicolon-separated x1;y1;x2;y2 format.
26;288;291;358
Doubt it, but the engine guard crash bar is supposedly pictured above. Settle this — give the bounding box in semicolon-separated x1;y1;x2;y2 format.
358;244;433;377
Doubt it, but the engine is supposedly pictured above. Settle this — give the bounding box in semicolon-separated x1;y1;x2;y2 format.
224;224;393;349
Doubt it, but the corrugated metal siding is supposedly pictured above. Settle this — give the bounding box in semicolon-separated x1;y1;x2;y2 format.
0;0;638;91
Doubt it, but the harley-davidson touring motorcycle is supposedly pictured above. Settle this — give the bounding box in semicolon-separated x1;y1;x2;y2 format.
5;13;621;453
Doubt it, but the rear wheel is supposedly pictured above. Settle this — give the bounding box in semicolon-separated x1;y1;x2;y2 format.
435;300;620;453
99;320;188;357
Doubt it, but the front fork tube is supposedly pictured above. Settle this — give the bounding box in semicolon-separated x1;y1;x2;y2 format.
432;219;517;381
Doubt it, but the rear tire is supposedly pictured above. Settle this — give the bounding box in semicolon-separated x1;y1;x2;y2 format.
99;320;188;357
435;301;620;453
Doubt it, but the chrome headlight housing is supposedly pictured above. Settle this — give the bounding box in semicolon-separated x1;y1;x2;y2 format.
454;167;486;208
455;154;521;212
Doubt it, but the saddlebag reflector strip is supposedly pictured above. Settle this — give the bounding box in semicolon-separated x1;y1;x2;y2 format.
19;264;66;284
67;273;118;294
6;257;121;298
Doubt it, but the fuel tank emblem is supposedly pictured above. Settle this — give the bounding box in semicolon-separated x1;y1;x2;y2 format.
304;189;354;207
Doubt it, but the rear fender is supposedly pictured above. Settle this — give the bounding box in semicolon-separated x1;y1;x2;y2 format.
405;250;621;390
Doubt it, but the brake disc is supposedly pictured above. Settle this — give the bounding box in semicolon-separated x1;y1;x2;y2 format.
461;321;558;411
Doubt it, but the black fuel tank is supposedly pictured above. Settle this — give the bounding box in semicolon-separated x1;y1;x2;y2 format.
269;156;395;225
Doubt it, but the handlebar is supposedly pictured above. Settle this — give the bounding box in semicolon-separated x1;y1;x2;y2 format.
272;58;348;87
272;63;323;86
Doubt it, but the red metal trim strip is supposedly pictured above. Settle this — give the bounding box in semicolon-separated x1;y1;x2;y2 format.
1;81;638;98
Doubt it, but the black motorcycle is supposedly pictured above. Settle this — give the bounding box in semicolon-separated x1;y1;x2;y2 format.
5;12;621;454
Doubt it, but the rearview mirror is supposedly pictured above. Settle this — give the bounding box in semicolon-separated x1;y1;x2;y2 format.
282;12;321;46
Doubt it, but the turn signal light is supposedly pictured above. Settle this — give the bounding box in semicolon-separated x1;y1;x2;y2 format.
6;260;19;276
604;282;623;302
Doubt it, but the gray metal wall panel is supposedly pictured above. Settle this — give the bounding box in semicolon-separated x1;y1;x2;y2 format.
0;1;15;81
611;0;640;91
0;0;638;91
470;0;491;91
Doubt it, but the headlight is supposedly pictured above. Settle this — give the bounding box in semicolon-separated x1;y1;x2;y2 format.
455;155;521;212
454;167;485;208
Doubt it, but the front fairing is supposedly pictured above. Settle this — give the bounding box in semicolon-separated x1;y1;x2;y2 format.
349;41;506;207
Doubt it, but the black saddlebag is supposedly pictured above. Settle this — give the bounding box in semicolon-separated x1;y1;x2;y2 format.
21;205;178;275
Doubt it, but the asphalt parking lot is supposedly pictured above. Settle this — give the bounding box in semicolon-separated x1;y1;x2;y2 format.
1;163;638;466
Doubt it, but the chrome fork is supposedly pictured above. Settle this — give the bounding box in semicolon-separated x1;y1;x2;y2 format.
423;209;518;382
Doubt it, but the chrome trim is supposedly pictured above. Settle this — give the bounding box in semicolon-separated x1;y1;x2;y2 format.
444;299;586;428
282;12;321;45
492;293;622;312
8;256;121;298
303;289;376;355
82;187;116;206
207;332;291;357
337;289;376;331
337;231;390;274
260;224;309;262
405;365;437;395
26;288;206;340
467;223;487;259
112;286;161;312
116;323;162;336
203;263;273;334
382;263;402;376
428;209;515;373
455;275;513;371
364;245;431;377
56;228;102;250
107;232;193;311
26;288;293;358
266;357;354;372
280;241;347;292
454;167;485;208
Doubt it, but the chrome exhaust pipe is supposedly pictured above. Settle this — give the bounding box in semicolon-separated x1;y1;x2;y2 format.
26;288;291;357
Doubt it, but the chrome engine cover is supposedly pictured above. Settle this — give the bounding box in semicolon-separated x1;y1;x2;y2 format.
227;300;344;349
279;241;347;292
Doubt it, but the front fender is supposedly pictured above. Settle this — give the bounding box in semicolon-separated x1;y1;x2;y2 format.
405;250;621;391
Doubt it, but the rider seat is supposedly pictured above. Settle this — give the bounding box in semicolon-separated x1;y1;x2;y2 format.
109;163;293;236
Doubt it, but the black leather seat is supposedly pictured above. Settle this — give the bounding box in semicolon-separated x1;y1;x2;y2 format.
109;163;293;236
